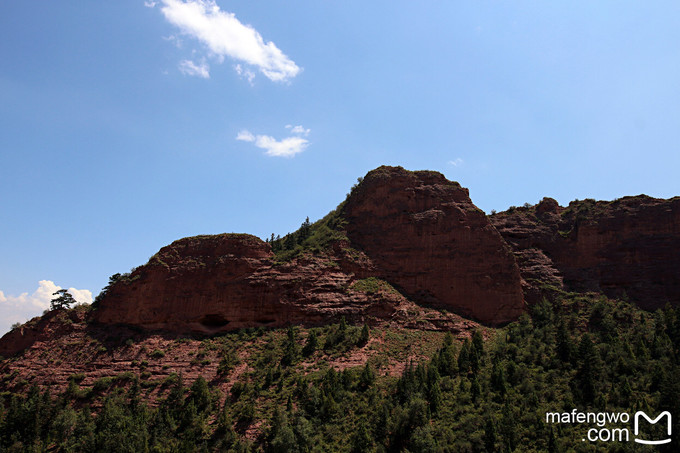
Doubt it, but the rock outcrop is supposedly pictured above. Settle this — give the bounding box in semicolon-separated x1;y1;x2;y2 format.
0;309;83;359
491;195;680;309
3;165;680;357
89;166;526;335
343;167;525;324
92;234;402;334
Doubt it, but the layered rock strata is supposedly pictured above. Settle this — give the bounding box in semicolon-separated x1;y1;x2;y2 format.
3;166;679;357
491;195;680;309
93;234;401;334
91;166;527;334
343;166;525;324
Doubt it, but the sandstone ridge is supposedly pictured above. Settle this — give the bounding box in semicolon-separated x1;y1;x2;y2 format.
3;166;680;357
491;195;680;308
87;166;525;338
343;166;525;324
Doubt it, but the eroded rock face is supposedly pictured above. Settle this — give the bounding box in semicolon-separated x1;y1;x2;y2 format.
94;234;274;332
92;233;403;335
343;166;526;324
88;167;528;335
491;195;680;309
3;167;678;360
87;167;528;335
0;310;81;358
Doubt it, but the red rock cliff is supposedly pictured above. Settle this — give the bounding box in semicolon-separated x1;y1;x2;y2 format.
93;234;278;332
343;166;526;324
88;167;527;335
491;195;680;309
91;233;416;336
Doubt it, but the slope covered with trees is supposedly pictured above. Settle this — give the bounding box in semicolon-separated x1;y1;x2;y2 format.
1;292;678;452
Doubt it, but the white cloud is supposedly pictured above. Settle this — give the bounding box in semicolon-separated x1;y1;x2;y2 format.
144;1;158;7
163;34;183;48
179;59;210;78
286;124;311;136
448;158;464;167
236;126;310;158
234;64;255;85
68;287;94;305
236;129;255;142
255;135;308;158
159;0;300;82
0;281;92;336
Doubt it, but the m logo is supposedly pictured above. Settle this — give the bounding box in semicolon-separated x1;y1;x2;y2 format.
634;411;672;445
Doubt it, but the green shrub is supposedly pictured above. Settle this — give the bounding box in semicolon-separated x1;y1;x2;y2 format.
350;277;399;296
68;373;85;383
92;376;113;392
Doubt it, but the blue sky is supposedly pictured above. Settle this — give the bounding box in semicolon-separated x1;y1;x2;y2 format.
2;1;680;334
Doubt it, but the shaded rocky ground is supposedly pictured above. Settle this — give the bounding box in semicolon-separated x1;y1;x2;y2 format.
0;305;475;404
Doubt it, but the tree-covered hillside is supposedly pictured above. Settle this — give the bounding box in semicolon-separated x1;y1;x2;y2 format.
1;292;678;452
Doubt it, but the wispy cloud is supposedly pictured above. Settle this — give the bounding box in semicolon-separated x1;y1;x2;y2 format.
237;125;310;158
236;130;255;142
0;280;92;335
163;34;183;48
156;0;300;82
179;59;210;78
448;158;464;167
234;64;255;85
286;124;311;136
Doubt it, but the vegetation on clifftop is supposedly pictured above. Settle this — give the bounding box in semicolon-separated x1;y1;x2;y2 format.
268;200;350;262
350;278;400;297
267;166;465;262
